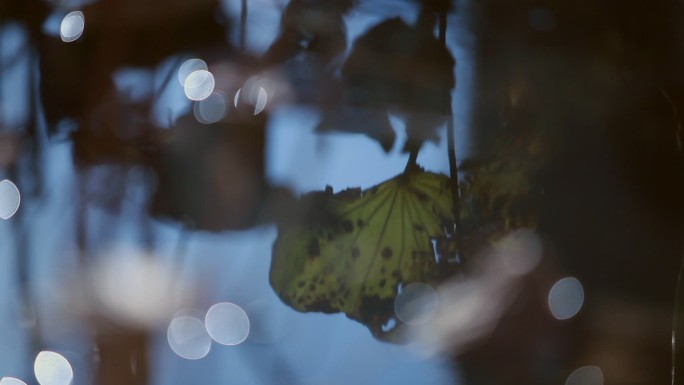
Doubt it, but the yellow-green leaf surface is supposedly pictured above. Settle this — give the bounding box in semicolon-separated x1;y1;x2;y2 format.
270;169;457;340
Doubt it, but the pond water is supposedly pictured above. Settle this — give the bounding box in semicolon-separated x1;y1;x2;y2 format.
1;0;683;385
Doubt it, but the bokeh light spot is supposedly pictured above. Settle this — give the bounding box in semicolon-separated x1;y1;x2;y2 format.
90;248;190;328
565;366;603;385
177;59;207;86
60;11;84;42
205;302;250;346
34;351;73;385
0;179;21;220
194;92;227;124
496;228;542;275
233;88;242;107
0;377;27;385
394;283;439;325
548;277;584;320
184;70;215;101
254;87;268;115
167;315;212;360
238;76;276;114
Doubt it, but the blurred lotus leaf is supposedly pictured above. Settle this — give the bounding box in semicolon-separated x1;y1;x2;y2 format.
150;111;268;231
316;16;455;152
270;168;460;341
316;105;396;151
460;132;545;230
264;0;356;65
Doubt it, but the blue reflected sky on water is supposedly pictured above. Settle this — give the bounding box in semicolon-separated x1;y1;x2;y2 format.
0;0;473;384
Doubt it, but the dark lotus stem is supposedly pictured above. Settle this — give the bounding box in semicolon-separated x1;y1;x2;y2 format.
440;10;465;267
404;148;419;173
240;0;248;50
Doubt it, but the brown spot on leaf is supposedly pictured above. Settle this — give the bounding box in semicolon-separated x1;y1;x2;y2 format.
416;191;429;202
382;247;393;259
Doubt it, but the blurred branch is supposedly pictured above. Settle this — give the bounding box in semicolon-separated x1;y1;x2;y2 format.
440;8;465;268
9;165;43;370
241;0;248;50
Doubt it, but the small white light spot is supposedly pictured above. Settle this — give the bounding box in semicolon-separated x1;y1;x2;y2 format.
205;302;250;346
167;315;212;360
0;377;27;385
565;366;603;385
177;59;207;86
194;92;227;124
394;283;439;325
0;179;21;220
548;277;584;320
184;70;215;101
233;88;242;107
34;351;73;385
254;87;268;115
60;11;84;42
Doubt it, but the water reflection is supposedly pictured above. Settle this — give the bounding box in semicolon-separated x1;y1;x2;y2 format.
0;179;20;220
59;11;84;42
548;277;585;320
34;351;73;385
205;302;250;346
0;0;648;383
